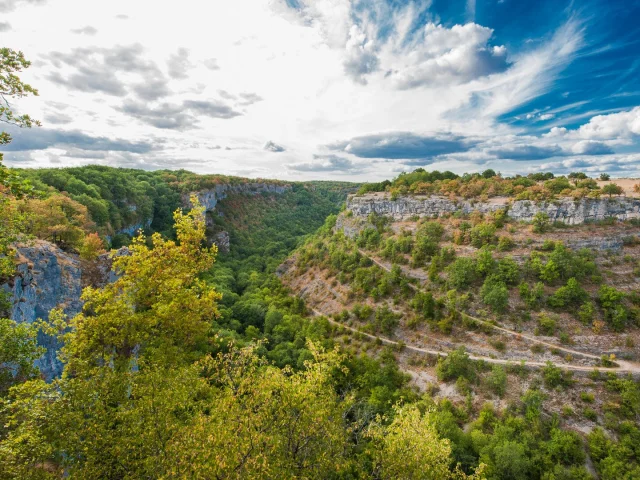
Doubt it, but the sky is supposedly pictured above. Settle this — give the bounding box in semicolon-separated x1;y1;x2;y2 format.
1;0;640;181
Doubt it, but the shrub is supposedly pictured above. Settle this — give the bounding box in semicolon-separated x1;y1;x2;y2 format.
485;365;507;397
447;257;478;289
543;361;572;389
548;277;587;309
481;276;509;312
537;314;556;335
497;235;515;252
598;285;628;331
532;212;550;233
470;222;497;247
436;347;476;382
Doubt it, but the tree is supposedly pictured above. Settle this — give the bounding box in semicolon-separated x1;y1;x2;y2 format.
481;169;497;179
599;173;610;181
1;48;39;196
1;49;39;276
532;212;550;233
62;200;222;374
485;364;507;397
0;318;43;396
78;232;106;260
480;276;509;312
367;404;484;479
602;183;623;197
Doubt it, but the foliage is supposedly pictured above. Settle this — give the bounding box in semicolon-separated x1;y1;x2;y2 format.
0;318;43;396
602;183;623;197
437;347;476;383
598;285;628;331
367;404;484;480
480;276;509;313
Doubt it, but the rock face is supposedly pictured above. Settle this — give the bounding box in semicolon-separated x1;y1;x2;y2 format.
345;194;640;225
508;197;640;224
211;231;230;253
1;241;83;380
346;194;505;220
184;183;292;212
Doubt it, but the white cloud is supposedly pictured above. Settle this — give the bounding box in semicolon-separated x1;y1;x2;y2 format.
0;0;624;181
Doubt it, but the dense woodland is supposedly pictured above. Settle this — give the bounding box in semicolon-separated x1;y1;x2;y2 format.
1;49;640;479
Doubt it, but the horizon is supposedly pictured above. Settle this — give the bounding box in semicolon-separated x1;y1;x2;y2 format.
1;0;640;181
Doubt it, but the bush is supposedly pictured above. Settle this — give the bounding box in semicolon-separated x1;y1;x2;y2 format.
436;347;476;382
537;315;556;335
543;361;572;389
598;285;628;331
497;235;515;251
481;276;509;312
447;257;478;289
532;212;550;233
470;222;497;247
485;364;507;397
548;278;587;309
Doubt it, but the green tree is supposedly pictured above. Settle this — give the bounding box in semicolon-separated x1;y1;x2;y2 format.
602;183;623;197
367;404;484;479
532;212;550;233
0;318;43;396
1;48;40;196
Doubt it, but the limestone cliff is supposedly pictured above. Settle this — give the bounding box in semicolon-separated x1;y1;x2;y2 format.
345;193;640;225
1;241;83;380
183;182;292;212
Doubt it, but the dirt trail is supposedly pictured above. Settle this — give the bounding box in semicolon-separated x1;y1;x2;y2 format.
356;249;640;375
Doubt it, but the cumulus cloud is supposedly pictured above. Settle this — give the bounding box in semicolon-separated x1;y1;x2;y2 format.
182;99;243;119
71;25;97;35
121;99;242;130
382;22;509;89
285;0;508;88
537;154;640;175
203;58;220;70
0;0;46;12
47;44;169;99
487;144;563;160
264;141;286;152
2;126;154;153
570;140;614;155
44;111;74;125
0;22;11;32
167;48;193;80
544;107;640;141
327;132;473;160
289;154;364;173
343;24;379;84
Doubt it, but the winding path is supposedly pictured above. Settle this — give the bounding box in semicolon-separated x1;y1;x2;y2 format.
346;248;640;375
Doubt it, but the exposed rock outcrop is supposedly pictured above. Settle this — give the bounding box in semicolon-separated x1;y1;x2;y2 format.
346;194;504;220
0;242;130;380
184;182;291;213
345;194;640;225
211;231;230;253
1;241;83;380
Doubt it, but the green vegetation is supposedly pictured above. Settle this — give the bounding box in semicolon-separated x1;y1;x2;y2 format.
356;167;617;202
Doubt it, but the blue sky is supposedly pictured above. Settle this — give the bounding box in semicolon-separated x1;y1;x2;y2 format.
1;0;639;180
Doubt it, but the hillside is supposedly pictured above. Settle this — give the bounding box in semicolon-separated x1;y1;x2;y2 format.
277;172;640;479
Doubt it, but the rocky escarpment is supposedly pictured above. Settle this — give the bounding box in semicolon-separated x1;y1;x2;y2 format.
1;241;83;380
0;242;127;380
184;182;292;253
346;194;640;225
183;182;292;212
